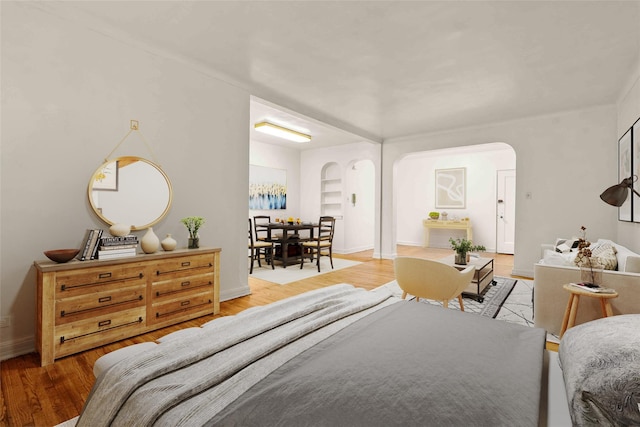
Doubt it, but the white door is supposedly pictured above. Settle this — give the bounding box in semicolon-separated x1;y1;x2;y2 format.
496;169;516;254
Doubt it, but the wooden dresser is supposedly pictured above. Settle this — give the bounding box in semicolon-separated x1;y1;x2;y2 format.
34;247;220;366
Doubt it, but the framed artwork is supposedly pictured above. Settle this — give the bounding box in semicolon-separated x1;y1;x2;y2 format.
634;118;640;222
93;160;119;191
435;167;466;209
618;128;632;222
249;165;287;210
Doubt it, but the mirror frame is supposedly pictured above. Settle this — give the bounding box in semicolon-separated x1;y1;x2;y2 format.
88;156;173;230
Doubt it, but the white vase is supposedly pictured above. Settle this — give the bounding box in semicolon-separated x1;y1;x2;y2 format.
161;234;177;251
109;223;130;237
141;227;160;254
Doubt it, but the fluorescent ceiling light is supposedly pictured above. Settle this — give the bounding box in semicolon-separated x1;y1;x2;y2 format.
254;121;311;143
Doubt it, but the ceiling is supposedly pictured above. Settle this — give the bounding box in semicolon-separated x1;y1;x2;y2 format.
44;1;640;150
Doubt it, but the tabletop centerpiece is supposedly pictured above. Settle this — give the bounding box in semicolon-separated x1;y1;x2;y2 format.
181;216;205;249
449;237;486;265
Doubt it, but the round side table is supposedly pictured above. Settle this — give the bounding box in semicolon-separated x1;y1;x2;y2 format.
559;284;619;338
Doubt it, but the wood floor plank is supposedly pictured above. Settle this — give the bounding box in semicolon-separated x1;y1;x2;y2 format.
0;246;518;426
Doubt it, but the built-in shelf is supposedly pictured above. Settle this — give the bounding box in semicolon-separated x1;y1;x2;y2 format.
321;163;343;217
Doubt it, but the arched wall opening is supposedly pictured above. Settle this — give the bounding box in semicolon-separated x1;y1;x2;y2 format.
393;142;516;253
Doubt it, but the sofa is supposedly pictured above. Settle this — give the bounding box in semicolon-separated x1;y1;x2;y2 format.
533;239;640;336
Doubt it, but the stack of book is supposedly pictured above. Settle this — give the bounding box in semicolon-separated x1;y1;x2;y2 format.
77;229;104;261
98;235;139;260
569;282;616;294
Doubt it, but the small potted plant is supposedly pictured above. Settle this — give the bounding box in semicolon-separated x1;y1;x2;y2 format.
449;237;486;265
428;211;440;220
181;216;205;249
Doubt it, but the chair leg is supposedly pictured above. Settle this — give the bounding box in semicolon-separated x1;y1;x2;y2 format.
316;251;321;272
300;250;304;269
256;249;262;267
443;300;448;309
270;248;274;269
458;295;465;312
329;247;334;269
401;291;407;299
249;249;255;274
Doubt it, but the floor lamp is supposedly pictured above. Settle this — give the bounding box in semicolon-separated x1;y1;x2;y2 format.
600;176;640;206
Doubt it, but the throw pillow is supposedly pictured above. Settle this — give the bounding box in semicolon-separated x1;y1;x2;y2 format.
573;243;618;271
555;238;580;253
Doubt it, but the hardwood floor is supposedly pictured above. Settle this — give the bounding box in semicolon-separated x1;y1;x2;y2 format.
0;246;519;427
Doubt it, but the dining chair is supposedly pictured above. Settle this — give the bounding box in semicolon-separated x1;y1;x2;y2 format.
300;216;335;272
253;215;283;241
393;257;475;311
248;219;274;274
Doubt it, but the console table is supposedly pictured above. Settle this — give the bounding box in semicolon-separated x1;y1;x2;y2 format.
34;247;220;366
422;219;473;247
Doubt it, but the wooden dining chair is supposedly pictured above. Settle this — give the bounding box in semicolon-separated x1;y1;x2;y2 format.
248;219;274;274
300;216;335;272
253;215;282;241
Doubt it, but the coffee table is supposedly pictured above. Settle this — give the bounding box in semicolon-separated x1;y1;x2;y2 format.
440;255;496;302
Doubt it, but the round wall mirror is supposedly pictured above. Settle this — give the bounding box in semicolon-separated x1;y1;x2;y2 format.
88;156;173;230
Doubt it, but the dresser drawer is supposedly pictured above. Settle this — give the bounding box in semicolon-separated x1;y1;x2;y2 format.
55;265;146;297
56;284;145;325
55;307;145;358
152;272;214;299
154;254;213;279
151;291;213;324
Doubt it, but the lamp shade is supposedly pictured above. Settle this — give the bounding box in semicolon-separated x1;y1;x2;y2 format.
600;176;637;207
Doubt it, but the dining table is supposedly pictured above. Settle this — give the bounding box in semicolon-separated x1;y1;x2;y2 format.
263;222;316;267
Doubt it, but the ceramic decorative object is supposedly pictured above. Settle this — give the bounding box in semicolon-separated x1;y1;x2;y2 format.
161;234;177;251
44;249;80;263
109;223;131;237
141;227;160;254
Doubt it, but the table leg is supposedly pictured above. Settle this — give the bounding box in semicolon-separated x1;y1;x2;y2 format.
601;299;613;317
423;227;430;247
560;294;575;337
467;226;472;242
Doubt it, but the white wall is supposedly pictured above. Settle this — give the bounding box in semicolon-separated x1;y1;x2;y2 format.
1;3;251;360
396;143;515;251
382;106;619;277
249;140;301;221
300;142;381;254
616;55;640;247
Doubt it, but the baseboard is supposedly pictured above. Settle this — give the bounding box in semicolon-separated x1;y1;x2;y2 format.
220;285;251;302
512;268;534;279
334;245;374;255
0;335;35;362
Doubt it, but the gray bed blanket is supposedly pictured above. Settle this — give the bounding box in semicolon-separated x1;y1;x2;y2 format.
210;299;546;426
77;284;399;427
78;284;545;426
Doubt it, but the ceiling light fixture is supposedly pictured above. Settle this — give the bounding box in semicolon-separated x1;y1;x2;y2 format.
254;121;311;143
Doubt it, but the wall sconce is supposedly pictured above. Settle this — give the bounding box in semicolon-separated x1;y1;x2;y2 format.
600;176;640;206
254;121;311;143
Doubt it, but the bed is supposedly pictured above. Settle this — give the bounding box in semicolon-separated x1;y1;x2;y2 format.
72;284;550;426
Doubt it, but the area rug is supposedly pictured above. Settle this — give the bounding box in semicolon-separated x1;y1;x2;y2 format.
375;276;519;319
249;257;361;285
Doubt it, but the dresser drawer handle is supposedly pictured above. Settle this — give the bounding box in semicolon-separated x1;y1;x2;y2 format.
98;296;112;303
181;261;191;267
181;300;190;307
181;281;191;287
98;320;111;327
99;272;112;279
60;317;143;344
